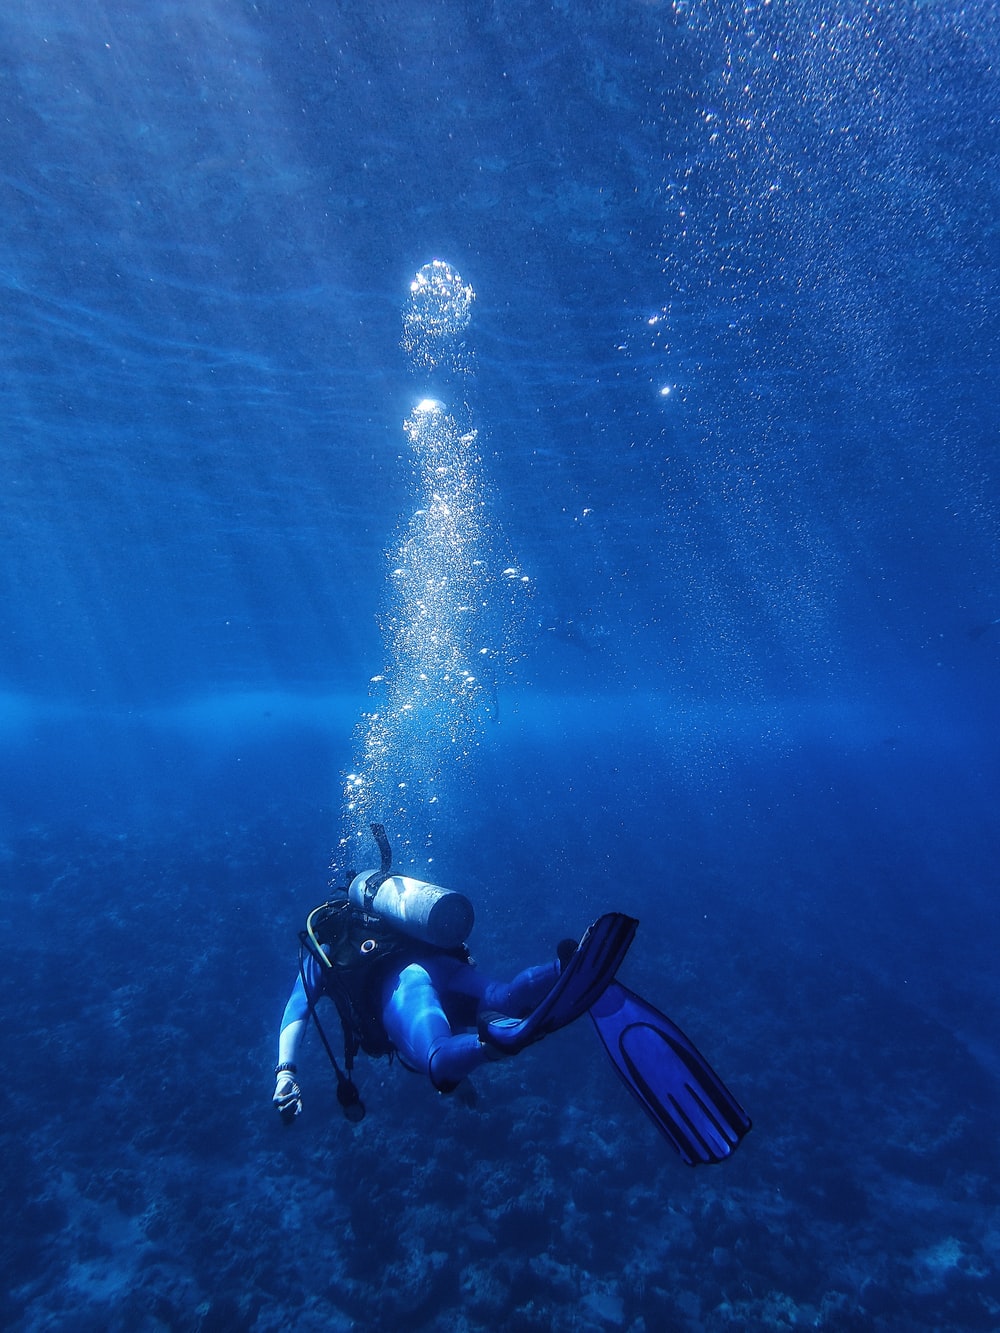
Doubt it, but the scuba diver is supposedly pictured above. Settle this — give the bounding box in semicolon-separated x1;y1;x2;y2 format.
272;824;751;1166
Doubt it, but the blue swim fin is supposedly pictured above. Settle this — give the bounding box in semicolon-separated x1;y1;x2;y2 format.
590;982;751;1165
480;913;638;1054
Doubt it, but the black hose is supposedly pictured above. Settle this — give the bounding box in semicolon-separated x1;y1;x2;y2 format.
371;822;392;876
297;939;366;1123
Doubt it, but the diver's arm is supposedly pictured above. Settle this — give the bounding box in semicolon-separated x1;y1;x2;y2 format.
277;972;310;1056
277;1015;306;1068
272;972;312;1121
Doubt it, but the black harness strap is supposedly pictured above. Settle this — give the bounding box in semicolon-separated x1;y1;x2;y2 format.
297;937;365;1122
294;825;404;1124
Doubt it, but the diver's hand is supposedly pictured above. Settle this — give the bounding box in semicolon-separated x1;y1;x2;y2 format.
273;1070;302;1122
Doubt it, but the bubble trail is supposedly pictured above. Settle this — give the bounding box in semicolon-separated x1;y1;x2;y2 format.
338;262;501;870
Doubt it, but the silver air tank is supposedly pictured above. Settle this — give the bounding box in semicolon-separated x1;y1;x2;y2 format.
348;870;474;949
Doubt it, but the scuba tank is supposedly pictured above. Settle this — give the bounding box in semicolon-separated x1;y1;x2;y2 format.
348;869;474;949
346;821;474;949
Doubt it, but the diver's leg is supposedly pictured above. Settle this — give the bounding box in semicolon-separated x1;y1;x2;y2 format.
381;960;493;1092
437;957;559;1016
495;962;561;1014
477;913;638;1054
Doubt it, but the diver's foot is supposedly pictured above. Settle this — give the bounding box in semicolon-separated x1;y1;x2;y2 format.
477;1009;516;1056
477;913;638;1056
478;944;575;1051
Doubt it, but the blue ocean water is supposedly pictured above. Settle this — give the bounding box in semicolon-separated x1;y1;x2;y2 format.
2;1;999;1329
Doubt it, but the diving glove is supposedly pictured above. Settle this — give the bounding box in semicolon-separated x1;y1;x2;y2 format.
273;1070;302;1122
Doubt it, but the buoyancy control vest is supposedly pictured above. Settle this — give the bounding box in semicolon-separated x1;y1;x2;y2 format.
297;823;474;1120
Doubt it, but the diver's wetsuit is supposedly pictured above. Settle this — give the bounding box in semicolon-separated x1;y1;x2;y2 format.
280;947;559;1090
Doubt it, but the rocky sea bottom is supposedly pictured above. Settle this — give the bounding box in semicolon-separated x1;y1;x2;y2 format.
2;816;999;1332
